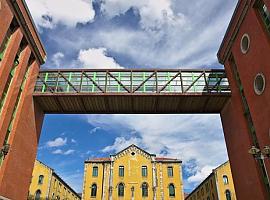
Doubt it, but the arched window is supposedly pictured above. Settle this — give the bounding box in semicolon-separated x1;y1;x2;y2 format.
142;182;148;197
223;175;229;185
34;190;41;200
91;184;97;197
118;183;124;197
169;183;175;197
38;175;44;184
225;190;232;200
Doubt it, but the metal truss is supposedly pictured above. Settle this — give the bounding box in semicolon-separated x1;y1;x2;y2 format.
34;69;230;94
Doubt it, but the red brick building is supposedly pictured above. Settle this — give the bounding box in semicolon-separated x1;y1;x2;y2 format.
0;0;46;199
218;0;270;199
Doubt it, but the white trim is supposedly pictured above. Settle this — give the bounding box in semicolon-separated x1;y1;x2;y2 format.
240;33;250;54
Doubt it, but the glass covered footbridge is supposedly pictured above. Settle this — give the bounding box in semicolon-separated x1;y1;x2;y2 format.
34;69;231;114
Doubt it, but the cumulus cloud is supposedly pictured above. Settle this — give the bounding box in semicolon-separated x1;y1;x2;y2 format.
52;149;75;155
46;137;67;147
187;165;215;184
78;48;123;69
40;0;237;68
51;52;64;67
87;114;228;185
101;0;187;30
25;0;95;29
102;137;143;153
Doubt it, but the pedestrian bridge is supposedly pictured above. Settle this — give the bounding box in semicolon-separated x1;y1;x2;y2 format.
33;69;231;114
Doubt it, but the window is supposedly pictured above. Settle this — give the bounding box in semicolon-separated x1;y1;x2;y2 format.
38;175;44;184
118;183;124;197
169;183;175;197
119;166;124;177
225;190;232;200
91;184;97;197
34;190;41;200
168;166;173;177
142;182;148;197
223;175;229;185
254;73;266;95
257;1;270;33
92;166;98;177
142;166;147;177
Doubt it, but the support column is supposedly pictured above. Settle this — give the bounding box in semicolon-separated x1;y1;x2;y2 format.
0;60;44;199
152;158;157;200
0;0;13;45
0;29;23;98
0;45;31;145
109;157;114;200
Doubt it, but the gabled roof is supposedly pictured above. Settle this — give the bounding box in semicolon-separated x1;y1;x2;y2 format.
85;144;182;163
111;144;156;157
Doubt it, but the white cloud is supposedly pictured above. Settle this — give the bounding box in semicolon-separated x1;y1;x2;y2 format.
101;0;186;29
46;137;67;147
89;127;101;134
87;114;228;185
102;137;143;153
52;52;64;67
25;0;95;29
52;149;75;155
78;48;123;69
187;165;215;184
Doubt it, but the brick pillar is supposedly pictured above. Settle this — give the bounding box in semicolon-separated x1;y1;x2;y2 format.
0;29;23;98
0;45;31;145
0;60;44;199
0;0;13;45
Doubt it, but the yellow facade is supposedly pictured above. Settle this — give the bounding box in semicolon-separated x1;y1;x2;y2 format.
83;144;184;200
28;160;81;200
185;161;236;200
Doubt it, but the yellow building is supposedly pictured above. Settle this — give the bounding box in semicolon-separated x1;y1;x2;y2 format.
185;161;236;200
28;160;81;200
82;144;184;200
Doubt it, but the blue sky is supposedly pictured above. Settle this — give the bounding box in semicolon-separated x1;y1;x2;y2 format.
25;0;237;194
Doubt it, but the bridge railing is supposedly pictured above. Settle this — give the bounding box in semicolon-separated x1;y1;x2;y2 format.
34;69;230;94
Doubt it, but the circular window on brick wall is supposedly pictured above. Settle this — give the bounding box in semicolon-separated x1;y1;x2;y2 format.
241;34;250;54
254;73;265;95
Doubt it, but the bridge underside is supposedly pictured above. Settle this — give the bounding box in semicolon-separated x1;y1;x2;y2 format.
34;93;230;114
34;69;231;114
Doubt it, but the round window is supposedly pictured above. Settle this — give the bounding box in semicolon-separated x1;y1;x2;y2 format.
241;34;250;54
131;152;135;156
254;73;265;95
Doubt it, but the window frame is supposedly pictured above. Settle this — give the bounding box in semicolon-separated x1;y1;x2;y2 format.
142;182;148;197
225;189;232;200
119;166;124;177
91;183;97;197
223;175;229;185
38;175;44;185
142;166;147;177
167;166;174;177
256;0;270;34
92;166;98;177
34;190;41;200
118;183;125;197
169;183;175;197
